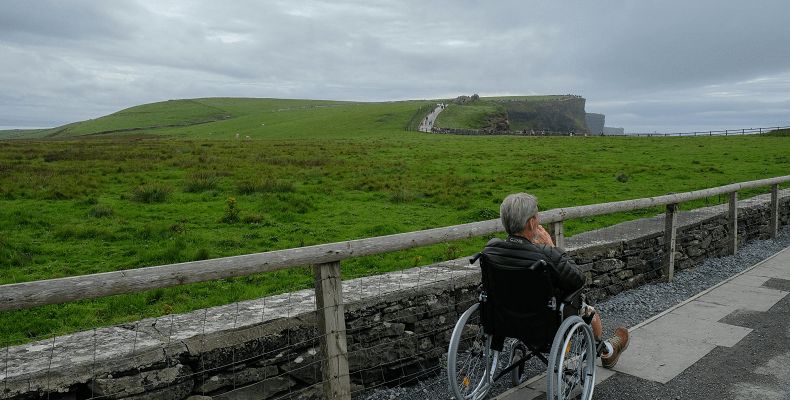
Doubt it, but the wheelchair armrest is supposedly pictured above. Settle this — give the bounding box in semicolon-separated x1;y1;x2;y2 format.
561;286;584;305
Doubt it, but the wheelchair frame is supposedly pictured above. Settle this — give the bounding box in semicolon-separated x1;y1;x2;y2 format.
447;255;606;400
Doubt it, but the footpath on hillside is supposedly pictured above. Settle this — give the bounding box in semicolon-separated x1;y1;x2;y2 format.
418;104;445;132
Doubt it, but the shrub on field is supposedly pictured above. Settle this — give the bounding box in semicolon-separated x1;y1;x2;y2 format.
184;171;219;193
131;184;172;203
221;197;240;222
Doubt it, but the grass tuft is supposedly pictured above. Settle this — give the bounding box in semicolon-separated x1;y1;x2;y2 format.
388;188;419;203
86;205;115;218
194;247;211;261
184;171;220;193
131;184;172;203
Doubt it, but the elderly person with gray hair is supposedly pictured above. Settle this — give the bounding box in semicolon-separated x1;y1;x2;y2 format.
489;193;629;368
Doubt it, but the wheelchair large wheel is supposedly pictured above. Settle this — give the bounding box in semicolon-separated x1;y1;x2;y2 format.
447;303;499;400
546;315;596;400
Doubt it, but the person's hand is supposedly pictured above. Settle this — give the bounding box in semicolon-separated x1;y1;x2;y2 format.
533;225;555;247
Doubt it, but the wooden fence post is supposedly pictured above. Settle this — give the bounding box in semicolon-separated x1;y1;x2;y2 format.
548;221;565;249
770;184;779;238
664;204;678;282
729;192;738;255
314;262;351;400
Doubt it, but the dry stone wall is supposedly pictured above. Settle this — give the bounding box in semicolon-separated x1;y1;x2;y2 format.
3;192;788;400
570;191;790;304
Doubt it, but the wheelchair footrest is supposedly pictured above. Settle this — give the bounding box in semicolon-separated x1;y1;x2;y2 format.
595;339;608;358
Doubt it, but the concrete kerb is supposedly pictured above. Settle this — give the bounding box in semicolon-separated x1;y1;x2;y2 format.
493;242;790;399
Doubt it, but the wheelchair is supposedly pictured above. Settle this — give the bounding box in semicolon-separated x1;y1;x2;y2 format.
447;251;606;400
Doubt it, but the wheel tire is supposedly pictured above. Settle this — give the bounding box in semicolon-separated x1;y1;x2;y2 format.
546;315;596;400
447;303;499;400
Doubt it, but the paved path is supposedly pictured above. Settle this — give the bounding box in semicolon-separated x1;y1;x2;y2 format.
493;243;790;399
418;104;446;132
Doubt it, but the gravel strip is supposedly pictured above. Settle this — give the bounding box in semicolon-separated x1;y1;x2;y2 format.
355;227;790;400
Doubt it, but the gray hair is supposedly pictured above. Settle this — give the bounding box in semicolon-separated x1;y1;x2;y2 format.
500;193;538;235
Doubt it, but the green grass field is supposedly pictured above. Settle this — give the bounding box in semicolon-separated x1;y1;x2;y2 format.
1;97;788;343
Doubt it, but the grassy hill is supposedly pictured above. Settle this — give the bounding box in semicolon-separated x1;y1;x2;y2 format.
1;97;788;342
434;99;508;130
0;98;375;139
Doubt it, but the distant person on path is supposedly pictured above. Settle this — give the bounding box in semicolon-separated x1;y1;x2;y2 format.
489;193;630;368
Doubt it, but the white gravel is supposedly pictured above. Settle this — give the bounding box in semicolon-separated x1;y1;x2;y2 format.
354;227;790;400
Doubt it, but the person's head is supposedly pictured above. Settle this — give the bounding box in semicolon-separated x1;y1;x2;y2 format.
500;193;539;235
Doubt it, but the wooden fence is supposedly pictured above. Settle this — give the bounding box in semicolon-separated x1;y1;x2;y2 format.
2;175;790;399
624;125;790;137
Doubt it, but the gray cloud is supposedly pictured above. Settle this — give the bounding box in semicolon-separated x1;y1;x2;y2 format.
1;0;789;132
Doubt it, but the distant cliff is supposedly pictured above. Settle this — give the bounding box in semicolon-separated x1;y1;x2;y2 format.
494;96;590;134
585;113;605;135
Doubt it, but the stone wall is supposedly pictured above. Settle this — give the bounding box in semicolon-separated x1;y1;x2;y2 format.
3;191;788;400
568;191;790;304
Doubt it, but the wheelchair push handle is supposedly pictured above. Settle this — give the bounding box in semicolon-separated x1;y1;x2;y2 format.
469;252;482;264
529;259;547;271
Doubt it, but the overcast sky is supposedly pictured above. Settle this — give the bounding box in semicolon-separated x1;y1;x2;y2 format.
2;1;790;133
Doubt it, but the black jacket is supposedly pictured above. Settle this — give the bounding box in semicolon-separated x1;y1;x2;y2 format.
483;235;585;295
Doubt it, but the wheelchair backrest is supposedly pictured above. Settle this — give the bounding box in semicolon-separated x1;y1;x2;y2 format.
478;240;563;346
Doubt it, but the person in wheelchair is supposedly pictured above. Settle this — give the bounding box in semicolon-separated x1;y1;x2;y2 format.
492;192;629;368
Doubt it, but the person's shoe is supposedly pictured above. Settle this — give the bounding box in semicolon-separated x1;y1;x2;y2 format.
601;327;629;369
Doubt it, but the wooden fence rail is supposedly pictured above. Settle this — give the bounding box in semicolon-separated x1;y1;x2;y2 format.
2;174;789;400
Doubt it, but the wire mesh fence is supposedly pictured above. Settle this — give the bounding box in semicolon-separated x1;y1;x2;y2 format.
0;260;481;400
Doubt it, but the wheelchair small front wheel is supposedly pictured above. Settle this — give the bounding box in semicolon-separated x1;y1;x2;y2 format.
546;315;596;400
447;303;499;400
508;340;529;386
